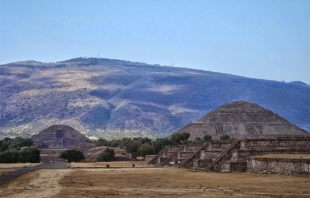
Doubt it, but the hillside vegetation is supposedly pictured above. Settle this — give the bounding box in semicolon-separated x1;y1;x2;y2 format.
0;57;309;139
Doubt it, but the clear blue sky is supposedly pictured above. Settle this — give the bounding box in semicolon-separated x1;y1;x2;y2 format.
1;0;309;84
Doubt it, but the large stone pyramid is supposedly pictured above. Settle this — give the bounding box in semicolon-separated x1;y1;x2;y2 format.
31;125;87;148
175;101;309;140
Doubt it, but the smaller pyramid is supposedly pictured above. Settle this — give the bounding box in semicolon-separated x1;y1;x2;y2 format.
31;125;87;148
175;101;309;140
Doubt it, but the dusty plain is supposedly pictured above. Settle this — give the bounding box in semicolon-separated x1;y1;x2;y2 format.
0;161;309;198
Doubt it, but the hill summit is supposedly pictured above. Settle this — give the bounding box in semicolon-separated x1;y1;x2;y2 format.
175;101;310;140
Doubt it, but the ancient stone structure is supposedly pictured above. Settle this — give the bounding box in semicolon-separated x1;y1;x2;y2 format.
145;155;157;163
247;156;310;177
31;125;87;148
148;137;310;177
175;101;310;140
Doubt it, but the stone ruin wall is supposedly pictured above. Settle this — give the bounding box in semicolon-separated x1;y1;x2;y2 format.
151;137;310;177
193;142;232;169
236;138;310;163
247;157;310;177
225;137;310;175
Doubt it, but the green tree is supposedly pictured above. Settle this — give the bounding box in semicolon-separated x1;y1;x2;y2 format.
220;135;231;141
180;132;190;141
0;141;9;152
18;149;35;163
171;132;190;145
170;133;182;144
120;138;132;148
0;150;19;163
203;134;212;142
95;138;109;146
125;141;140;158
59;149;85;162
97;147;115;162
27;147;40;162
152;138;173;154
9;137;33;150
138;143;155;157
110;140;120;147
191;139;205;145
139;137;152;145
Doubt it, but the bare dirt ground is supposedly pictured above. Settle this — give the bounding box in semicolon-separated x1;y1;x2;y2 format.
0;165;309;198
0;169;73;198
68;161;152;168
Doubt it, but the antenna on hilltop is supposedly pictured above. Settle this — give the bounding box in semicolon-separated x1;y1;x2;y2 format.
97;53;99;59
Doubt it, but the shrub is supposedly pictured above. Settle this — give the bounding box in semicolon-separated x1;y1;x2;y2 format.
220;135;231;141
59;149;85;162
203;135;212;142
138;143;155;157
97;147;115;162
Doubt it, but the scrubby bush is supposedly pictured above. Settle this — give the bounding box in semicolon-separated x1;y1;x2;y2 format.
97;147;115;162
220;135;231;141
203;134;212;142
138;143;155;157
59;149;85;162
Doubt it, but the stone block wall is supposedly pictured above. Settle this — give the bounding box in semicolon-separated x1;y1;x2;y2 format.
145;155;157;163
241;137;310;152
149;137;310;176
247;157;310;177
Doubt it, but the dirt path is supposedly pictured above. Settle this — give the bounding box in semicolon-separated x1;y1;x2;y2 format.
0;169;73;198
0;161;66;186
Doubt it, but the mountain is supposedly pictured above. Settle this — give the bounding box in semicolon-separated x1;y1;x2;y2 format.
174;101;310;140
0;57;309;139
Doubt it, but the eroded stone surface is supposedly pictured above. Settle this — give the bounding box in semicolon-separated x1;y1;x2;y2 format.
176;101;309;140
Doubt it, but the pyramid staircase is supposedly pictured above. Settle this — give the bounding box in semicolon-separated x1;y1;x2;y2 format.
148;146;170;165
180;144;208;168
206;140;240;171
161;146;185;166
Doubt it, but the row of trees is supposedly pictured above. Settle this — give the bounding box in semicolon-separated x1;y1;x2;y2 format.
58;148;115;163
0;137;34;152
93;133;233;158
0;137;39;163
0;148;40;163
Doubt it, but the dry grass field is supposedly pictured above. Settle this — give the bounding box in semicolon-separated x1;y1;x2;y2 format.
0;161;309;198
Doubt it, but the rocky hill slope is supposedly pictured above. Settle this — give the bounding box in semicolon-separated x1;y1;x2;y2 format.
0;58;309;139
174;101;310;140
